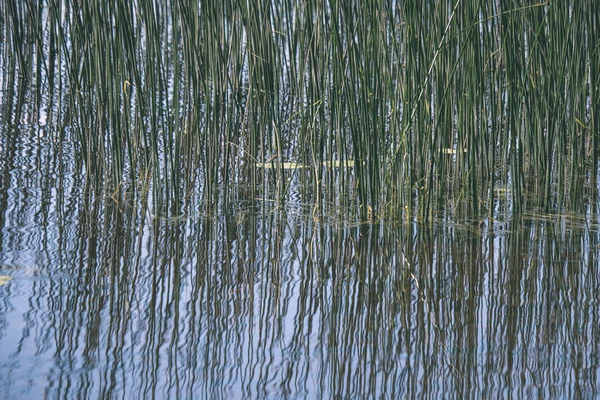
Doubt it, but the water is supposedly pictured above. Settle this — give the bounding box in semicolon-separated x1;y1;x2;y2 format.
1;160;599;397
1;95;599;399
2;1;600;397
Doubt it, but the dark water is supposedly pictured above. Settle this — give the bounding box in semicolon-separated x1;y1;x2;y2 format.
1;124;600;398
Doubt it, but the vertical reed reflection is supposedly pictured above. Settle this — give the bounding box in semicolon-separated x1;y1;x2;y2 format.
3;188;599;397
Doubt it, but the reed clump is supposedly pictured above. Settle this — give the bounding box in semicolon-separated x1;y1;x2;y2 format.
1;0;598;221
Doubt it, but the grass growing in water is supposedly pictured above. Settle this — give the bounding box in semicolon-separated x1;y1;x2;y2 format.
1;0;598;222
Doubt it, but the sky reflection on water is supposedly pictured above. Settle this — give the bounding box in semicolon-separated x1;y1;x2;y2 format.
1;183;599;398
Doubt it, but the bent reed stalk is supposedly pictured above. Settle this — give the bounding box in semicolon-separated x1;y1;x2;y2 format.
1;0;598;222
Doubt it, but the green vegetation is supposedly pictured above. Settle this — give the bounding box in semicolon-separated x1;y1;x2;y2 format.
1;0;598;221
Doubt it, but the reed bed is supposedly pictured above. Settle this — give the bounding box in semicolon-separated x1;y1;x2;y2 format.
1;0;598;221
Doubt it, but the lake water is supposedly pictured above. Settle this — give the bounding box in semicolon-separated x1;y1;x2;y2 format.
1;143;599;397
2;1;600;397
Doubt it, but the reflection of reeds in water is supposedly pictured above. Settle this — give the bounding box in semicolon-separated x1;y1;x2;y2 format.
1;1;598;221
4;194;597;398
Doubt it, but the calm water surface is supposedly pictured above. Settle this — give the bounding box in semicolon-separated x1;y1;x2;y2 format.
1;134;599;398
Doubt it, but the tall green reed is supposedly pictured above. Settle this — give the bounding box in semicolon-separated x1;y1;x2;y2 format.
1;0;597;222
